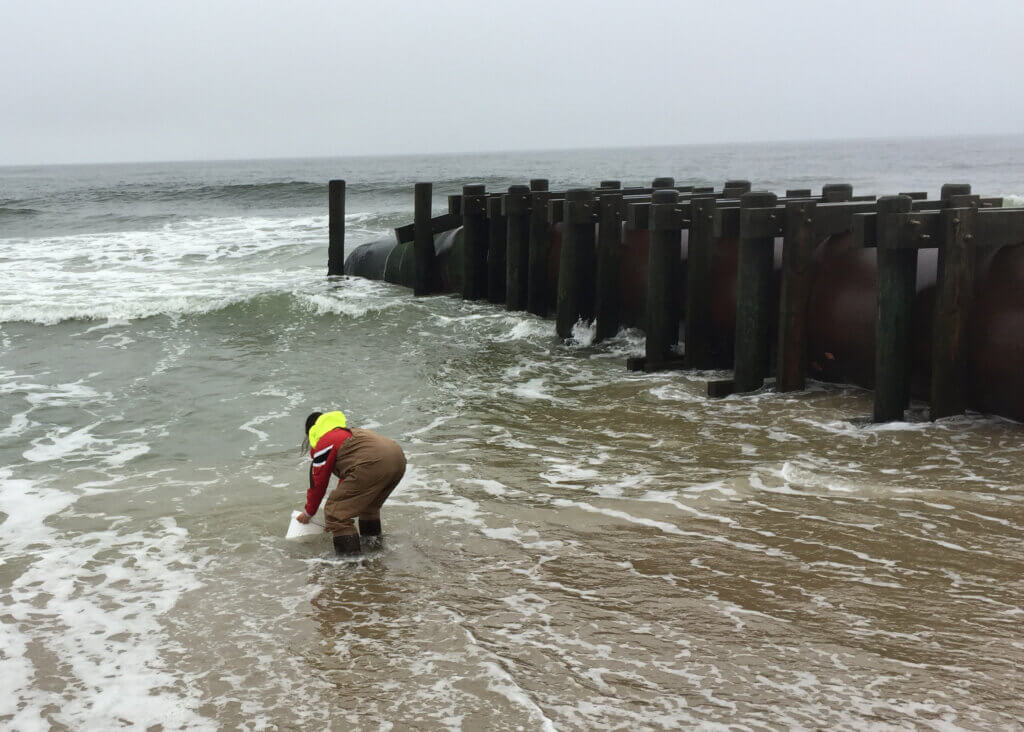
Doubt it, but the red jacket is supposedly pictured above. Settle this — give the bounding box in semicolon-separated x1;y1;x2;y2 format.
305;428;353;516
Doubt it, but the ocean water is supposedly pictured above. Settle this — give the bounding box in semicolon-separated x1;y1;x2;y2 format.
1;137;1023;730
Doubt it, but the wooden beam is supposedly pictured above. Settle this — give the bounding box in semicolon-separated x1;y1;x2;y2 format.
547;198;565;224
733;191;778;393
504;185;532;311
395;212;461;244
594;192;624;342
873;195;916;422
975;208;1024;248
707;379;736;398
448;194;462;218
930;206;978;420
328;179;345;276
412;182;435;296
527;182;552;316
556;189;597;339
684;197;717;369
776;199;817;392
821;183;853;203
644;189;685;370
461;184;488;300
487;196;508;304
722;180;752;198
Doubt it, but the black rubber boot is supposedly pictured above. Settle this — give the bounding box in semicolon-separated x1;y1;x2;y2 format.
333;534;361;557
359;518;383;550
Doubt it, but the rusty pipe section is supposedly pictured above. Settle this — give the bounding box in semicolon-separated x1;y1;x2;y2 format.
344;223;1024;421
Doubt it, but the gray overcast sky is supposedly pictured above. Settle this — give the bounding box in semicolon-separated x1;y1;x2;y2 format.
2;0;1022;165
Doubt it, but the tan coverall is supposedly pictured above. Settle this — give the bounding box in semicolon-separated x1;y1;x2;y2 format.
323;429;406;536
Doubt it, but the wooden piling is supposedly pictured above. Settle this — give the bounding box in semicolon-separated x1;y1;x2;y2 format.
412;182;434;295
504;185;532;311
328;179;346;276
873;194;916;422
652;177;675;189
527;179;551;316
594;192;624;342
487;196;508;304
645;189;684;367
776;199;817;391
461;184;488;300
600;180;621;190
733;191;778;393
684;196;717;369
940;183;972;203
556;189;597;339
822;183;853;203
930;184;976;419
448;194;463;219
723;180;751;198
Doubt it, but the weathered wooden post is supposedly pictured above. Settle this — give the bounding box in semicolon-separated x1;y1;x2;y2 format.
328;179;345;276
684;196;717;369
930;183;975;419
487;196;508;304
527;179;551;316
556;189;597;339
723;180;751;198
822;183;853;203
776;199;817;391
733;191;778;393
600;180;621;190
873;194;916;422
412;182;434;295
461;184;488;300
652;177;675;189
940;184;972;204
448;194;463;220
594;192;624;342
504;185;532;311
645;189;684;368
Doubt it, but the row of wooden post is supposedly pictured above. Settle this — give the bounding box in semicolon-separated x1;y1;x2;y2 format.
329;175;1018;423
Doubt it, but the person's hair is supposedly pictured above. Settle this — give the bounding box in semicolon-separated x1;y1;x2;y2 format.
305;412;323;434
301;411;323;453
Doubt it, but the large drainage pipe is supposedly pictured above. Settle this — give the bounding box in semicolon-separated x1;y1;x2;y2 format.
344;220;1024;421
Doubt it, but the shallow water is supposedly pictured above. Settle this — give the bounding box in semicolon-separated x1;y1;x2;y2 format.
2;140;1023;729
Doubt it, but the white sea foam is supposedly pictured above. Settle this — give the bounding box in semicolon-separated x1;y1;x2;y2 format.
464;478;509;497
0;410;30;440
493;316;553;342
648;382;701;402
567;318;596;347
994;193;1024;209
0;467;209;729
510;377;562;402
22;422;149;468
295;280;406;319
0;213;390;325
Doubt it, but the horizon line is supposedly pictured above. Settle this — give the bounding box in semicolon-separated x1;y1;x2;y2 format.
2;131;1023;171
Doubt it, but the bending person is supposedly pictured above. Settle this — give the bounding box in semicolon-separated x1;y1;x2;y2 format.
295;411;406;556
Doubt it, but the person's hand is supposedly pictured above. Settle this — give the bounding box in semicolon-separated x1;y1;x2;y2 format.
295;512;310;524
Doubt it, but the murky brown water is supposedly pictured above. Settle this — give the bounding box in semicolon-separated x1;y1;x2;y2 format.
4;277;1021;730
